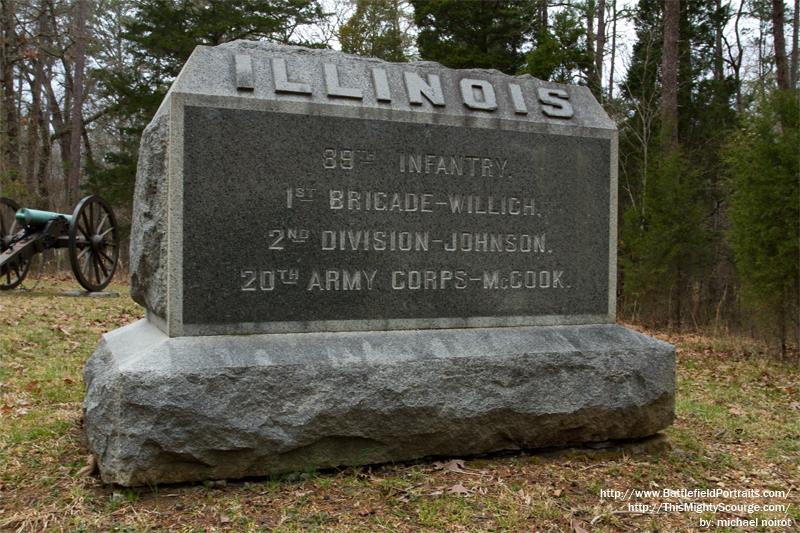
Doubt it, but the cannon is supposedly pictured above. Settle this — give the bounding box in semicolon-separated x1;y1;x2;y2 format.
0;195;119;291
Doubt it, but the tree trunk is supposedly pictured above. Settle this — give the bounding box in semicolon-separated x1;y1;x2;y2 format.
791;0;798;86
1;0;20;184
24;66;41;196
772;0;791;89
729;0;745;112
45;74;70;209
67;0;87;205
586;0;597;94
661;0;680;148
595;0;606;98
536;0;548;41
714;0;724;83
25;3;49;197
36;2;54;203
81;123;93;168
608;0;617;100
36;97;50;202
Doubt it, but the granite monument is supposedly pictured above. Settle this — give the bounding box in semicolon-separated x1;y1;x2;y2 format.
83;41;675;486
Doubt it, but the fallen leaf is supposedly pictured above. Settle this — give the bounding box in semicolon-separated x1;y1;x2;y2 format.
434;459;466;474
219;514;231;524
728;405;745;416
448;483;470;496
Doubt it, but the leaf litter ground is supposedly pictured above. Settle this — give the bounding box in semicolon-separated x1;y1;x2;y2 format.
1;279;798;531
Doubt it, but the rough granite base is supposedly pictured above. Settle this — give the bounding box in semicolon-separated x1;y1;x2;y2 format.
84;321;675;486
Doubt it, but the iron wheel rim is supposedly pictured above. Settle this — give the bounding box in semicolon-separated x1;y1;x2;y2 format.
0;197;31;290
68;195;119;292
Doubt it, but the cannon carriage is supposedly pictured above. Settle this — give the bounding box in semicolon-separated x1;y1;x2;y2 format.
0;196;119;292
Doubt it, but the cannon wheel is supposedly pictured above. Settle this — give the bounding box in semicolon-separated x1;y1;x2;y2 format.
0;197;31;290
69;195;119;292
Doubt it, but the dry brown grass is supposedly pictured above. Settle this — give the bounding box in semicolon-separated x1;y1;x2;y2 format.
1;279;798;531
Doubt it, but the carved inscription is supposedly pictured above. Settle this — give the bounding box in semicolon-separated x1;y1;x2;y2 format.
182;107;611;325
233;54;575;119
239;146;571;294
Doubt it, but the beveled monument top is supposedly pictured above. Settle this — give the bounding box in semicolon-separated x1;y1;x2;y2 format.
129;40;618;337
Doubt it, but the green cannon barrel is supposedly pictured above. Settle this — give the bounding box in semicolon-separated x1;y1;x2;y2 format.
15;208;73;226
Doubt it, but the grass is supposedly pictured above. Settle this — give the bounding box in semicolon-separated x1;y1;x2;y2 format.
1;278;799;531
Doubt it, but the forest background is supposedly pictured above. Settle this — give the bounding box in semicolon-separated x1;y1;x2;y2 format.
0;0;797;355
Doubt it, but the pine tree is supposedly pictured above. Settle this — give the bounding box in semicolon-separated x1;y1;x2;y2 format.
724;91;800;355
339;0;411;62
620;149;711;325
410;0;535;74
87;0;323;205
618;0;738;327
520;8;592;83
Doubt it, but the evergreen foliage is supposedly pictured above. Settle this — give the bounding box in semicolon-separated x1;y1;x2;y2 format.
88;0;323;204
617;0;743;328
520;9;592;83
724;90;800;351
620;149;711;325
411;0;534;74
340;0;410;61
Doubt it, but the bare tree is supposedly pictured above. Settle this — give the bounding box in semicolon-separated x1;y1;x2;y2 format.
722;0;745;112
586;0;597;94
607;0;621;100
595;0;606;99
619;32;660;218
67;0;87;205
21;2;49;196
1;0;20;184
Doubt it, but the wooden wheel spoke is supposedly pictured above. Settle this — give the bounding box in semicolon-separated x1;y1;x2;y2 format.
96;213;109;234
81;251;92;278
92;253;102;284
80;210;92;237
95;252;109;278
97;248;113;265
